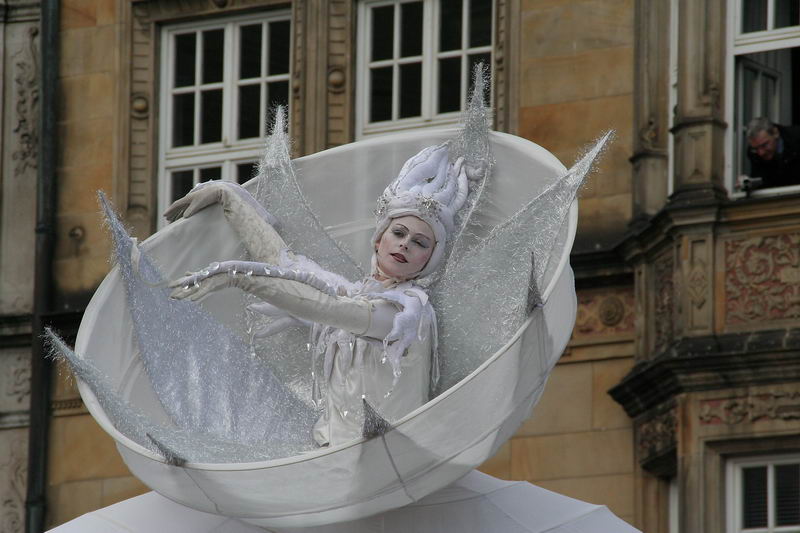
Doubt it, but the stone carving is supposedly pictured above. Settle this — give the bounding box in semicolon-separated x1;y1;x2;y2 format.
653;250;674;354
598;296;625;327
687;259;708;309
724;233;800;326
639;115;658;151
11;26;39;177
8;352;31;406
699;392;800;425
131;94;149;118
574;288;634;338
0;434;27;533
637;409;676;463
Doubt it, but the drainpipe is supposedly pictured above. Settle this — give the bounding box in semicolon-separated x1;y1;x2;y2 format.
26;1;59;532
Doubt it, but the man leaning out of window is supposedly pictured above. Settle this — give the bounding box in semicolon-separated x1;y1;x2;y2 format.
740;117;800;191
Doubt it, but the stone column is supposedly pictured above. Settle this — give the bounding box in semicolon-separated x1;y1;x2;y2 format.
671;0;726;203
630;0;670;221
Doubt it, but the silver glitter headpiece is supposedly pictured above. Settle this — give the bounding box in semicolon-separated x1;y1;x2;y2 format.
372;142;471;279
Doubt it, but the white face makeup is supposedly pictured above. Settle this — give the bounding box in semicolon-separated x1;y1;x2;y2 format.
375;216;436;281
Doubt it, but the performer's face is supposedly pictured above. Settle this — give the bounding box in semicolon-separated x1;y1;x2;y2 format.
375;216;435;280
749;129;779;161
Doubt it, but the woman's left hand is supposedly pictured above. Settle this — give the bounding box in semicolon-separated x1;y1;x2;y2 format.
169;266;233;302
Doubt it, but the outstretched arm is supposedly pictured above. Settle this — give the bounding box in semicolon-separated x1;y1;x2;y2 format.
169;261;396;340
164;181;284;264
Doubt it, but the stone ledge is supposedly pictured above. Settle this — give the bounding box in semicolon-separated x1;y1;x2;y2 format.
609;331;800;418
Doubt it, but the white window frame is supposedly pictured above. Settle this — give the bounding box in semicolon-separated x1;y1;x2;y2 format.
724;0;800;198
356;0;494;138
158;11;291;225
726;453;800;533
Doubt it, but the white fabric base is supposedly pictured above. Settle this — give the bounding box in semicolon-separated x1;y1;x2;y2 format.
48;471;640;533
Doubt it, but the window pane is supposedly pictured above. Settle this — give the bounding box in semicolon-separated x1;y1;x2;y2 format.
399;62;422;118
370;66;393;122
268;80;289;109
742;0;768;32
237;162;258;184
172;93;195;147
175;33;196;87
372;6;394;61
200;89;222;143
469;0;492;47
240;24;262;79
438;57;461;113
239;84;261;139
775;0;800;28
743;466;768;528
776;463;800;526
440;0;463;51
199;167;221;182
269;20;290;74
468;53;491;105
401;2;423;57
202;29;224;83
171;170;195;202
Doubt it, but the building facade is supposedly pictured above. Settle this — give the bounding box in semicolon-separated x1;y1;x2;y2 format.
0;0;797;531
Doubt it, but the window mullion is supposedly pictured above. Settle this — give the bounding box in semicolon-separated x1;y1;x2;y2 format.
223;22;234;148
194;31;202;146
261;21;268;137
431;0;441;119
461;0;469;107
768;464;776;530
767;0;775;32
392;3;400;121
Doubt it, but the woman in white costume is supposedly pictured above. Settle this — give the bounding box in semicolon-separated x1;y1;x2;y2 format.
166;142;470;447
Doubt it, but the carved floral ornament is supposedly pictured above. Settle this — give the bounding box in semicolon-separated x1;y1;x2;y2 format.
637;409;677;462
724;233;800;326
687;259;708;310
12;26;39;177
699;392;800;425
574;289;634;338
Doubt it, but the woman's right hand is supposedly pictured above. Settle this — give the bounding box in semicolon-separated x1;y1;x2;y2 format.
163;181;238;222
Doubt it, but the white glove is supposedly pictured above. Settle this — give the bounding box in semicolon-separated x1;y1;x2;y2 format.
164;181;284;264
164;180;279;226
169;261;382;338
247;301;311;339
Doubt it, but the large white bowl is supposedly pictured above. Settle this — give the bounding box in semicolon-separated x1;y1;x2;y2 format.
74;129;577;528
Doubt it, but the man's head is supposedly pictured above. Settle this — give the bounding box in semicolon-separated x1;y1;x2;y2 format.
747;117;780;161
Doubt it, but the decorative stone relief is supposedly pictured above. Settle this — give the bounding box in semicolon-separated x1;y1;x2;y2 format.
0;430;27;533
638;115;658;151
637;408;676;464
699;392;800;425
687;259;708;309
573;287;635;338
11;26;39;177
724;233;800;326
0;349;31;415
652;249;674;354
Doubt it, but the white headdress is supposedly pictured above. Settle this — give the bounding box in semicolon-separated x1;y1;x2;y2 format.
372;142;469;280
